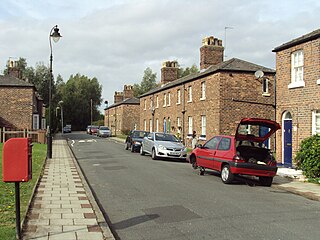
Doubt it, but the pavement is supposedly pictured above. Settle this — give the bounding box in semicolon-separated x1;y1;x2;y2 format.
23;137;115;240
22;136;320;239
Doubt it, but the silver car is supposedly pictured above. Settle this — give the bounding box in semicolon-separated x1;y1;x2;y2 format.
97;126;112;137
140;132;187;160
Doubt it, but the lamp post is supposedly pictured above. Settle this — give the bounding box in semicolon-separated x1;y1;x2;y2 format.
47;25;62;159
58;100;64;134
105;100;110;127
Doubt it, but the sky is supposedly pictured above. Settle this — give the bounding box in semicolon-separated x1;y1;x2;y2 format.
0;0;319;112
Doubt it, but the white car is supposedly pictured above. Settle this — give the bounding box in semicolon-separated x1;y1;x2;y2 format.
140;132;187;160
97;126;112;137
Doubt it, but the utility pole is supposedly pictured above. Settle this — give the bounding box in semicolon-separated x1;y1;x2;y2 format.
90;99;93;126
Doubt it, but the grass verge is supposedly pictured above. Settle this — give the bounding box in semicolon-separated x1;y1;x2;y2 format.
0;143;46;240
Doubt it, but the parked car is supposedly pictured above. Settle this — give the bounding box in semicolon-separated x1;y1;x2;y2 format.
88;125;99;135
63;124;71;133
86;125;92;134
97;126;112;137
140;132;187;160
189;118;280;186
125;130;149;152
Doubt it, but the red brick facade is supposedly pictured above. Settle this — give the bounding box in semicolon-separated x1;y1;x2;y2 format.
273;29;320;166
140;36;276;148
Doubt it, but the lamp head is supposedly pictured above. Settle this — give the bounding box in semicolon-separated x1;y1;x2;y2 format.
51;25;62;43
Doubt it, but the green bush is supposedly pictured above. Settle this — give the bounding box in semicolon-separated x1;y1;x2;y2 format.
295;134;320;178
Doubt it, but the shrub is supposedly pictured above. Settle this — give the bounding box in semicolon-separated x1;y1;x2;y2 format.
295;134;320;178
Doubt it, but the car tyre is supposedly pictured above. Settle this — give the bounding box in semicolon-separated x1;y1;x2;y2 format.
131;144;135;152
221;164;234;184
190;155;198;169
140;145;145;155
151;148;158;160
259;176;273;187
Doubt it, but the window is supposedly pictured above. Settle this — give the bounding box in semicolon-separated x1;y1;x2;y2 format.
262;78;270;96
156;96;159;108
177;89;181;104
168;117;171;133
163;93;167;107
203;136;221;150
312;110;320;135
201;115;206;139
217;137;231;150
200;82;206;100
42;118;46;130
156;118;159;132
177;117;181;133
144;99;147;110
188;116;193;134
290;50;304;88
187;86;192;102
144;119;147;131
33;114;39;130
167;92;171;106
163;118;167;133
149;119;153;132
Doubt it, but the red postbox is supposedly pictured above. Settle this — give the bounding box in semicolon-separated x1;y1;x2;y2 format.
2;138;32;182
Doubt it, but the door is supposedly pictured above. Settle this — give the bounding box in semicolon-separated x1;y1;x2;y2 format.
283;120;292;167
197;136;221;169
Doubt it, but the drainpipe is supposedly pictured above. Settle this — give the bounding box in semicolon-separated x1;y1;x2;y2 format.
182;84;186;145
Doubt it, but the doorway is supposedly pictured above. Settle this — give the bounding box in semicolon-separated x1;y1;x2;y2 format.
282;111;292;167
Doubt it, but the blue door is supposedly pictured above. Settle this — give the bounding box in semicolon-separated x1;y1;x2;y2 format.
283;120;292;167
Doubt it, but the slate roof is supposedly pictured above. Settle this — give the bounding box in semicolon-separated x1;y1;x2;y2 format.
140;57;275;98
0;75;35;88
105;97;140;110
273;28;320;52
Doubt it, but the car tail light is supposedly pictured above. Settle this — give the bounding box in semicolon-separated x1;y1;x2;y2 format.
233;154;245;162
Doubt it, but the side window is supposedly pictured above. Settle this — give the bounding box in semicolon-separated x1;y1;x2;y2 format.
204;136;221;150
217;137;231;151
148;133;153;140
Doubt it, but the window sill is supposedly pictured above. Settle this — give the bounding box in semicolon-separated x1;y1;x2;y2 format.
176;102;181;105
288;81;305;89
200;97;206;101
317;79;320;85
262;93;271;97
187;100;192;103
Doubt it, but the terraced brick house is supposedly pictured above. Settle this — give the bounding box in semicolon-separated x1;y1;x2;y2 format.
0;60;45;131
273;28;320;167
139;36;276;148
104;85;140;135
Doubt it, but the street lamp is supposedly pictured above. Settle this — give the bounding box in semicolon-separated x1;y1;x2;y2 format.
58;100;64;134
47;25;62;159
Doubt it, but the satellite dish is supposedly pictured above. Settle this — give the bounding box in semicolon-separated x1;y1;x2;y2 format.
254;70;264;79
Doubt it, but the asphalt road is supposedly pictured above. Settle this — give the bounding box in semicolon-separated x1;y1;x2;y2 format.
66;132;320;240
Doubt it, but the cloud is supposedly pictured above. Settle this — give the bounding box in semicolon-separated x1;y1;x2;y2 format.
0;0;319;112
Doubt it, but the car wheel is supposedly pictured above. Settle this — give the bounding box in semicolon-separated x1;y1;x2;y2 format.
151;148;158;160
190;155;198;169
131;144;135;152
259;177;273;187
221;164;234;184
199;167;205;175
140;145;145;155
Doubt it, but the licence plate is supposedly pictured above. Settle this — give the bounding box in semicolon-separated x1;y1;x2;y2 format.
170;152;180;156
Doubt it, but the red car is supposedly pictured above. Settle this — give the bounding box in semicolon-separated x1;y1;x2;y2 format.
189;118;281;186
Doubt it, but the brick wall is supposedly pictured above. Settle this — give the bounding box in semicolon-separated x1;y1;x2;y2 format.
275;36;320;163
0;87;34;129
140;71;276;148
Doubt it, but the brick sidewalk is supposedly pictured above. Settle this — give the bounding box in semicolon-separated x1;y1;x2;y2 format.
23;139;114;240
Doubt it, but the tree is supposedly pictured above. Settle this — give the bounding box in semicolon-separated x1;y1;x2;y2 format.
178;64;199;78
59;74;102;130
133;67;157;97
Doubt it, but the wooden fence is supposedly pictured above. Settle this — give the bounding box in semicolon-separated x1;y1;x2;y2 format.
0;128;46;143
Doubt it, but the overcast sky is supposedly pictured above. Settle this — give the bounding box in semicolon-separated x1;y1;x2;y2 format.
1;0;319;112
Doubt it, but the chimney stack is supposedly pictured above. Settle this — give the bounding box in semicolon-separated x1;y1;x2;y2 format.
7;59;22;79
114;91;124;104
161;61;179;85
200;36;224;70
123;85;134;99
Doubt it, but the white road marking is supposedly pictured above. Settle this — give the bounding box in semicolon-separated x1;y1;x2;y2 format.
71;140;75;147
93;164;101;167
